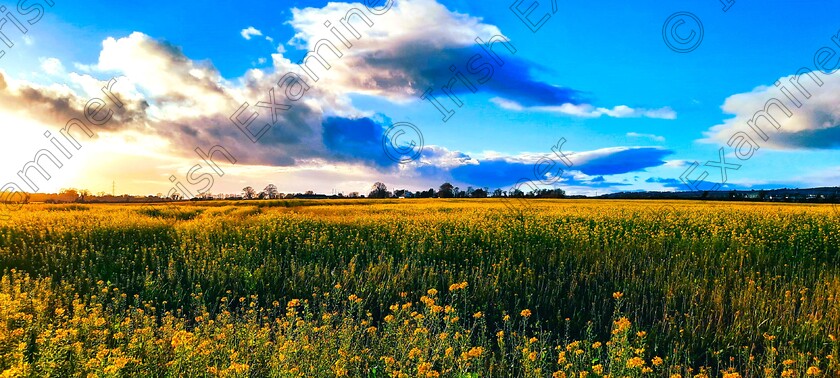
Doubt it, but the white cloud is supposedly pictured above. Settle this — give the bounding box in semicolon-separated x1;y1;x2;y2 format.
701;69;840;150
285;0;503;98
626;132;665;142
40;57;64;75
491;98;677;120
240;26;263;40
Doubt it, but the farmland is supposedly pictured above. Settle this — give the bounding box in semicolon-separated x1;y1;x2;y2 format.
0;200;838;377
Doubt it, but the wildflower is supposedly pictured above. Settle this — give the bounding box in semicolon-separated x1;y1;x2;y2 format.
229;362;249;374
613;292;624;299
418;362;433;375
473;312;483;319
420;296;435;306
466;347;484;358
626;357;645;369
171;330;194;349
806;366;821;375
529;337;538;344
592;342;602;349
427;288;438;296
113;357;129;369
592;364;604;374
521;309;532;318
557;351;567;364
449;282;468;291
612;317;631;334
408;348;422;359
652;356;663;366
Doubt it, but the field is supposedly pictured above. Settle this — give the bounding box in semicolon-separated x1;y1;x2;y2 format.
0;199;838;377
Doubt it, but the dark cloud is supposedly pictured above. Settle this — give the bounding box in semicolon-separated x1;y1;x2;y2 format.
342;45;586;107
322;116;397;168
448;147;671;189
575;148;673;175
776;126;840;149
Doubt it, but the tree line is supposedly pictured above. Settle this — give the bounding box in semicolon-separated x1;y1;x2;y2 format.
365;182;566;199
4;182;568;205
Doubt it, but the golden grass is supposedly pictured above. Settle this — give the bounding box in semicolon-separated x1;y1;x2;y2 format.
0;199;838;377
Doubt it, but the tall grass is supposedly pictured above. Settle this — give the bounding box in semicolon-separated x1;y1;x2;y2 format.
0;200;837;376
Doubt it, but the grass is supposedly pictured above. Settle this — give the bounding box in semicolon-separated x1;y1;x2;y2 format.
0;199;837;377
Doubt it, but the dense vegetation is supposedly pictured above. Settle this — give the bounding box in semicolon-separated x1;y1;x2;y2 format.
0;200;838;377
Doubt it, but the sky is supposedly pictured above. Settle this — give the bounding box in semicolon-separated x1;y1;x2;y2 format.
1;0;839;197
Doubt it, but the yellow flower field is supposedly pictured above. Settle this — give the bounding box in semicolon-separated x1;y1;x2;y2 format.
0;199;838;377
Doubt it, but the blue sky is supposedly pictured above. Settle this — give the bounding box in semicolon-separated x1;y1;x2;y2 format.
1;0;839;196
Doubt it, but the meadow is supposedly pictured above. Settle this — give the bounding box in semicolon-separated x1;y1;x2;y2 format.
0;199;838;377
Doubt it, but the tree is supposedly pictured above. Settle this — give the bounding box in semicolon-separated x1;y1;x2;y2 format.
59;188;79;198
242;186;256;199
348;192;360;198
438;183;454;198
264;184;278;199
471;188;488;198
369;182;391;199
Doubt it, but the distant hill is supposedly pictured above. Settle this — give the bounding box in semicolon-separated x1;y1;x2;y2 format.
598;187;840;203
